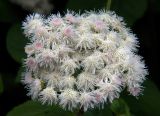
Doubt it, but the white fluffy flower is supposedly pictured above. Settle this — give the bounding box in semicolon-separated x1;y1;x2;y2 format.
59;89;78;111
77;72;97;91
79;92;97;111
21;72;33;84
27;78;42;100
22;11;148;111
39;87;57;105
60;59;79;75
81;51;105;74
43;72;61;89
59;76;76;89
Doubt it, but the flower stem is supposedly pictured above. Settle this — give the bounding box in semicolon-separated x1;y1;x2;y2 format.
106;0;112;10
77;108;84;116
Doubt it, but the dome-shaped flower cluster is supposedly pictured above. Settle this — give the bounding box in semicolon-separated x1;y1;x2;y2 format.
22;11;148;111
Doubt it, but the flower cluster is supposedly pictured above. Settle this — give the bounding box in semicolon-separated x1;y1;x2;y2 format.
22;11;148;111
11;0;53;14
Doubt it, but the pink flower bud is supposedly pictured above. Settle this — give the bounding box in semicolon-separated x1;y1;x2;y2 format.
66;14;77;23
63;27;74;37
34;42;43;50
26;57;37;71
52;18;62;26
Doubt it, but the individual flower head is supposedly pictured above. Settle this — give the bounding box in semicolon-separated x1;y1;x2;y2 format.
21;72;33;84
26;78;42;100
39;87;57;105
77;72;97;91
81;51;105;74
59;89;79;111
22;10;148;111
59;76;76;89
48;14;64;28
22;14;44;38
79;91;97;111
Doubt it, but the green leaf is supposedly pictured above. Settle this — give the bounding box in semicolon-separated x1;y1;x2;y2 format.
111;0;147;26
110;98;131;116
66;0;147;25
6;23;28;63
7;100;112;116
124;80;160;116
7;100;74;116
0;74;4;94
84;105;112;116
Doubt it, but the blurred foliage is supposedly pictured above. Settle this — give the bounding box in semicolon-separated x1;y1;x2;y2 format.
0;74;4;94
123;80;160;116
6;23;28;63
7;101;74;116
110;98;131;116
84;106;112;116
111;0;147;26
0;0;16;22
6;100;113;116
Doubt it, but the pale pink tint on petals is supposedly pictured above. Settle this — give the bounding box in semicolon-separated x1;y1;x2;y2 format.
94;20;105;31
35;28;43;35
94;92;104;102
34;42;43;50
66;14;77;23
26;58;37;71
129;87;142;97
52;18;62;26
112;76;122;85
63;27;74;37
24;72;33;84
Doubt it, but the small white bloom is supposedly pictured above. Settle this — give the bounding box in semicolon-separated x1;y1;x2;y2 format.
21;72;33;84
25;57;38;71
39;87;57;105
34;26;50;39
22;14;43;37
59;76;76;89
81;51;105;74
65;13;79;24
79;92;96;111
77;72;97;91
76;34;96;51
25;44;35;56
27;78;42;100
36;49;56;70
128;85;143;97
60;59;79;75
97;78;121;102
43;72;61;89
33;41;44;51
59;89;78;111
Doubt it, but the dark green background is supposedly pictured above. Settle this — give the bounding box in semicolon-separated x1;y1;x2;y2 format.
0;0;160;116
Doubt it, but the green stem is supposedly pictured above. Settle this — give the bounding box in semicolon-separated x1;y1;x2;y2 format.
106;0;112;10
